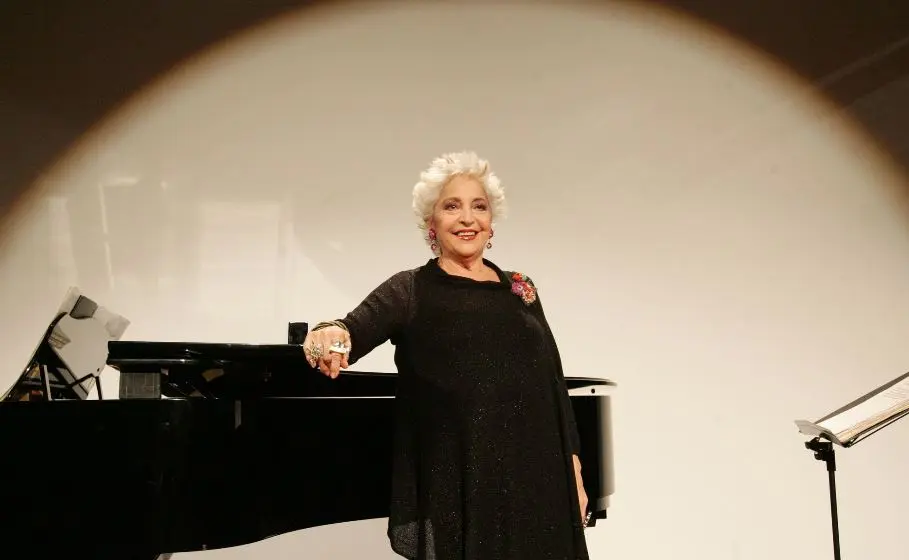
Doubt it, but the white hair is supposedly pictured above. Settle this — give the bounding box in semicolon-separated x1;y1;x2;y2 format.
411;151;507;247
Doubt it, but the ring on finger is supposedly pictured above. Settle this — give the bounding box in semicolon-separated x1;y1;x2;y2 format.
329;339;350;355
307;342;324;359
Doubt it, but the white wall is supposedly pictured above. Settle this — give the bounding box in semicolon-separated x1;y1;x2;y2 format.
2;1;909;559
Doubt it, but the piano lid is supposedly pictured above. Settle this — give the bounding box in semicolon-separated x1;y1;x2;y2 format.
107;340;317;369
108;340;398;399
3;288;130;402
107;340;614;401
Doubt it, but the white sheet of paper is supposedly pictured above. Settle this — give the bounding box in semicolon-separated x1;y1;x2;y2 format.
818;376;909;437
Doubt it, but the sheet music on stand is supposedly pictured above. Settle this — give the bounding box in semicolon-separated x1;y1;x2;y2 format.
794;370;909;560
796;371;909;447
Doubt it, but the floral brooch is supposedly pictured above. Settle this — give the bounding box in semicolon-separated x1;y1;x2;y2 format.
510;272;537;305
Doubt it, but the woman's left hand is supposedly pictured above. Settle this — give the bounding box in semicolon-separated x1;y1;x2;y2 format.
573;455;589;525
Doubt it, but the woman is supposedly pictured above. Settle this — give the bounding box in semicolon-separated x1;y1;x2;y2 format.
303;151;590;560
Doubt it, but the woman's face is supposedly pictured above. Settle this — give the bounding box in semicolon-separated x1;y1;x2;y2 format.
429;175;492;260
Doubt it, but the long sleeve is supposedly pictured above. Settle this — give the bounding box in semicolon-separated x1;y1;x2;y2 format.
337;269;415;366
531;283;582;455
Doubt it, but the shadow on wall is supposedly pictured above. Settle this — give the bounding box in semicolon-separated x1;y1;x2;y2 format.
848;73;909;169
2;0;909;230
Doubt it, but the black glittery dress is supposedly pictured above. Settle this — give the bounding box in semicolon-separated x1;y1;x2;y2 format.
338;258;588;560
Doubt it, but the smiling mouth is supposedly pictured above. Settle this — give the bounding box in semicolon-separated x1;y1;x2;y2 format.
455;231;478;240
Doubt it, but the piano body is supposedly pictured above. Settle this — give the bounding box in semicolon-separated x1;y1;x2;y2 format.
0;298;617;559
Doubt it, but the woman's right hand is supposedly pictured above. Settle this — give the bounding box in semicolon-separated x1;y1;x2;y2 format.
302;326;351;379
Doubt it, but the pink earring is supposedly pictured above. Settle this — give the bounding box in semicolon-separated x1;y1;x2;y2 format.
428;228;439;253
486;229;494;249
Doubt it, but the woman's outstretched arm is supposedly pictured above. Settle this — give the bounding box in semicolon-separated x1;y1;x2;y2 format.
304;269;414;378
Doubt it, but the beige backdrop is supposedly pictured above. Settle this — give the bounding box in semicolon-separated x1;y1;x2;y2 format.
2;1;909;559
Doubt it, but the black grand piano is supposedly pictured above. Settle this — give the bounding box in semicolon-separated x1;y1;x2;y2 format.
0;292;616;559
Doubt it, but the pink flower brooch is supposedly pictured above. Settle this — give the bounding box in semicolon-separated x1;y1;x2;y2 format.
510;272;537;305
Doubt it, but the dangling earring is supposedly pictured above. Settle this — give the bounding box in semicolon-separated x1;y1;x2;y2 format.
486;229;494;249
428;228;439;253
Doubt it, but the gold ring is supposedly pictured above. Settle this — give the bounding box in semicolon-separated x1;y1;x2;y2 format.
307;342;323;359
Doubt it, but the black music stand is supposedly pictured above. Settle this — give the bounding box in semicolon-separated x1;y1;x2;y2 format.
795;371;909;560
